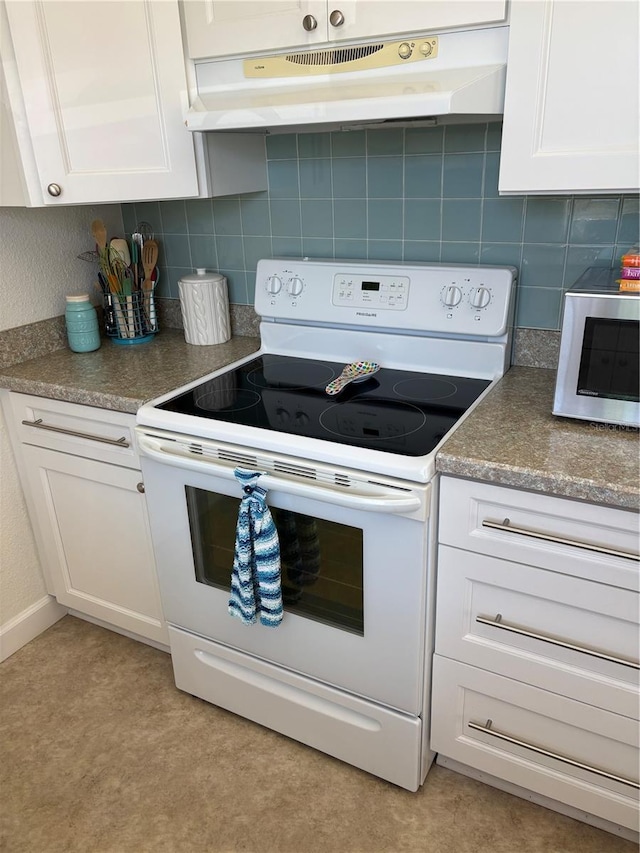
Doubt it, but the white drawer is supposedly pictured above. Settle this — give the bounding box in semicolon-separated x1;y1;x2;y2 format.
435;545;639;716
168;625;423;791
431;655;640;832
4;391;140;468
439;477;639;590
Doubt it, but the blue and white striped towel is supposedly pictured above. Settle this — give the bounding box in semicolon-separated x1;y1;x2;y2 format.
228;468;283;627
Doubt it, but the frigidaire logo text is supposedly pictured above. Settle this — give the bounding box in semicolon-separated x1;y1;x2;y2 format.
356;311;377;317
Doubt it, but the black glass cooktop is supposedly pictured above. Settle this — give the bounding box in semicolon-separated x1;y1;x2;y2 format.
158;354;490;457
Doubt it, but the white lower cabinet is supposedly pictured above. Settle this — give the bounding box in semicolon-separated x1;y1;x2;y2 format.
432;476;640;835
1;391;167;645
431;657;639;832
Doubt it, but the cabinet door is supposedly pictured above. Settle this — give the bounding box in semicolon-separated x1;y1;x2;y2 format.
182;0;508;58
182;1;327;59
21;443;168;645
331;1;507;43
499;0;640;194
4;0;199;204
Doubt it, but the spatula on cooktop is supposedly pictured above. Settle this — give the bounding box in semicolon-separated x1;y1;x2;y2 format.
325;361;380;395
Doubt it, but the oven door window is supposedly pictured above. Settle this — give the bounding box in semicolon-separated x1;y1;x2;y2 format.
185;487;364;635
577;317;640;401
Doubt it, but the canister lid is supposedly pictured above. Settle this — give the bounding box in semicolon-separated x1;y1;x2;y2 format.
66;294;90;302
179;269;225;285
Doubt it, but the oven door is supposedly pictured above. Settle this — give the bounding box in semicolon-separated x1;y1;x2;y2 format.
138;429;431;715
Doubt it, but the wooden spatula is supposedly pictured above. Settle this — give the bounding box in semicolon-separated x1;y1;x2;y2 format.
141;239;158;325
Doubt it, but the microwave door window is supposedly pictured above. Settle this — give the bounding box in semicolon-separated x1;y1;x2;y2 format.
577;318;640;402
185;486;364;635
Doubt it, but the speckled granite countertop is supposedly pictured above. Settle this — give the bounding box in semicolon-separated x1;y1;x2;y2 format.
437;366;639;511
1;340;637;511
0;330;260;414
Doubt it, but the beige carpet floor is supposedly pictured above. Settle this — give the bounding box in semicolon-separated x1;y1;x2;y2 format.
0;615;636;853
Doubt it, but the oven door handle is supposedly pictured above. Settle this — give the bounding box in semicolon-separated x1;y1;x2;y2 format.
138;434;423;514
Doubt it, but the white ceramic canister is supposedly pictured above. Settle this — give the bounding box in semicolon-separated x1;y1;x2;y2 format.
178;269;231;346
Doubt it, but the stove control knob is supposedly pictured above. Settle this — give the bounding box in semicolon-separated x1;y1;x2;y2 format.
295;411;309;426
276;407;290;424
442;285;462;307
266;275;283;294
470;286;491;309
287;276;304;296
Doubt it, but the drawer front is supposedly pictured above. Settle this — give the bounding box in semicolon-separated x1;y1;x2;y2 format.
168;625;423;791
6;392;140;468
431;656;640;832
439;477;639;590
435;545;639;715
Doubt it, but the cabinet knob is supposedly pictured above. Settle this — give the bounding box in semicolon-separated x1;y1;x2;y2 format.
136;482;145;493
47;183;62;197
302;14;317;31
329;9;345;27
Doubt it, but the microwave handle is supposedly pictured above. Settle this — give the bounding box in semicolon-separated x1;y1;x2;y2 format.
137;433;422;515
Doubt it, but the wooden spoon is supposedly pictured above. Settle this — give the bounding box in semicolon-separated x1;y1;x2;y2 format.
91;219;107;252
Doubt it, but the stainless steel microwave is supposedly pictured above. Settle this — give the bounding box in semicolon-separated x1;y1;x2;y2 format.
553;268;639;428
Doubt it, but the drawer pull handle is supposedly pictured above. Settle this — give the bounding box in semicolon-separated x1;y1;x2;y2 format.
482;518;639;562
22;418;130;448
476;614;640;670
469;719;640;789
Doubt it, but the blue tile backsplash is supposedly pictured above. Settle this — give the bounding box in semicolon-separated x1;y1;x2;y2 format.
121;123;639;330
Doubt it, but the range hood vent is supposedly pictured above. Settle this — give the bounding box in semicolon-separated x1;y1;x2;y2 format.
186;26;509;134
284;42;384;67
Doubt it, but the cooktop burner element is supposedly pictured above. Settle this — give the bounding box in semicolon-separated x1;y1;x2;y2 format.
248;355;338;390
158;354;490;457
393;377;459;402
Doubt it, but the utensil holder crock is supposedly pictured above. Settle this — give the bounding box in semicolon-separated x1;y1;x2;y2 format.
104;289;158;345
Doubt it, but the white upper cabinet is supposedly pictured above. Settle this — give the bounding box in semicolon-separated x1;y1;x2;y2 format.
499;0;640;195
182;0;508;59
1;0;267;206
2;0;200;205
331;1;507;45
183;1;327;59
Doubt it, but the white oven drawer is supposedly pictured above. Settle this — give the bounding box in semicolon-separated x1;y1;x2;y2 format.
439;477;639;590
168;625;423;792
6;392;140;468
435;545;639;717
431;656;640;832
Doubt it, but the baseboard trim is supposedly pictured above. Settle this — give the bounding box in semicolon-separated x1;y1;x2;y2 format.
0;595;67;662
68;610;170;654
436;755;639;843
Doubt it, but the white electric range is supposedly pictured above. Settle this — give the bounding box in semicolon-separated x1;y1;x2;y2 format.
136;257;516;790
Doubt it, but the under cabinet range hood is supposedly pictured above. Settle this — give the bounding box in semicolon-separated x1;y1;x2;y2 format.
186;26;509;133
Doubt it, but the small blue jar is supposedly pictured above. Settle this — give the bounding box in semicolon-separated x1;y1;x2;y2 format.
65;294;101;353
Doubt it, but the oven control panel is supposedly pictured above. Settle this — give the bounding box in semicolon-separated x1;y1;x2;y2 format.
332;274;409;310
256;258;517;337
